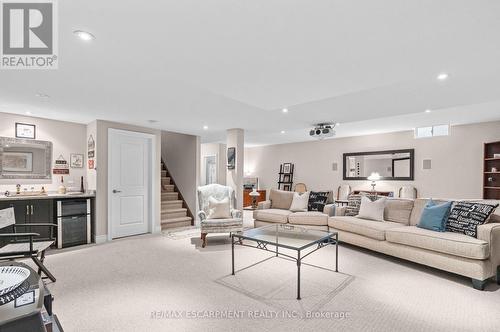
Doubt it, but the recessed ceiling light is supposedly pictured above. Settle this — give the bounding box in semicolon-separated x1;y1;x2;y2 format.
336;122;341;126
437;73;449;81
280;130;285;134
73;30;95;41
25;111;32;115
203;125;208;130
282;108;288;113
425;109;432;113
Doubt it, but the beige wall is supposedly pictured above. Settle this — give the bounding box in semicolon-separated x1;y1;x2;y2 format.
0;112;87;192
161;131;199;217
200;143;226;186
95;120;162;239
245;121;500;199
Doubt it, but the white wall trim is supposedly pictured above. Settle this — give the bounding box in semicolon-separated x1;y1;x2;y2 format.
107;128;158;241
95;235;108;244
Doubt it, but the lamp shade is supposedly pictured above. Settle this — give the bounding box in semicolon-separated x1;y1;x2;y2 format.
367;172;381;181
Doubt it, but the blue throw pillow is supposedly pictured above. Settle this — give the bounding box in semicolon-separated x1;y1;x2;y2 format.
417;200;453;232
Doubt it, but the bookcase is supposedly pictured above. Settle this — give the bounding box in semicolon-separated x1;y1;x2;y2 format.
483;141;500;199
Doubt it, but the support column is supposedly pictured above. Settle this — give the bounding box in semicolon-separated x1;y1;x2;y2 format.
226;128;244;211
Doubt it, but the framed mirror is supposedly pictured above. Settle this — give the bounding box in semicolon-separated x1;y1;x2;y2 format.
0;137;52;180
343;149;414;181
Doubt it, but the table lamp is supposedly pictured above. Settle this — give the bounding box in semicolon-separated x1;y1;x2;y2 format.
367;172;381;192
249;188;261;209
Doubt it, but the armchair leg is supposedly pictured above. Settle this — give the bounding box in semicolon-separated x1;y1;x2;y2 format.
201;233;207;248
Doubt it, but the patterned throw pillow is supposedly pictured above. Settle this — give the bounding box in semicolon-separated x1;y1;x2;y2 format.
308;191;329;212
446;202;499;238
345;194;378;216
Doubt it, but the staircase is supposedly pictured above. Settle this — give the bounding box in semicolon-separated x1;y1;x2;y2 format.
161;160;193;229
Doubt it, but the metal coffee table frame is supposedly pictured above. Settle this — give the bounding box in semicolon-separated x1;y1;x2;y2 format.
231;226;338;300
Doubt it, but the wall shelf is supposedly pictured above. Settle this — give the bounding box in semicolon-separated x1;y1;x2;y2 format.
484;141;500;199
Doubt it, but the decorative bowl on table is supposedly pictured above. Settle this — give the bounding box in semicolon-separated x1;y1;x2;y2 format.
0;266;30;296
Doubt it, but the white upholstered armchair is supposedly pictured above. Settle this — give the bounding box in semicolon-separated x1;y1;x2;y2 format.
197;184;243;248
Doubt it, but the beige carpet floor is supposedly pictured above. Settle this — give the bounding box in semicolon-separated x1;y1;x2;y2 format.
28;224;500;332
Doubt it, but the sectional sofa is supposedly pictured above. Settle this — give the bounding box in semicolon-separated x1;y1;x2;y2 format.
254;191;500;290
253;189;336;231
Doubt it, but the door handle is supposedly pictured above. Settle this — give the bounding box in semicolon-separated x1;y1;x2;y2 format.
31;205;34;215
112;190;122;193
26;205;29;215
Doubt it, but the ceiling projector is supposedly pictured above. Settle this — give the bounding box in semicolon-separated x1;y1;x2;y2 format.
309;123;336;139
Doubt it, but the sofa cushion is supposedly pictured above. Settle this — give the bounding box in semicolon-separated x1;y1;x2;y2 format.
358;196;387;221
288;212;328;226
446;201;499;238
417;200;452;232
269;189;294;210
290;192;310;212
410;199;450;226
308;191;330;212
253;209;292;224
328;216;404;241
384;199;414;225
386;226;489;260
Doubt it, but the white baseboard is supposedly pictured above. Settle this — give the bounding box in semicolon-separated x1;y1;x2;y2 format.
95;235;108;244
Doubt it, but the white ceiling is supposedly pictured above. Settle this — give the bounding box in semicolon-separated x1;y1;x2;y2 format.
1;0;500;145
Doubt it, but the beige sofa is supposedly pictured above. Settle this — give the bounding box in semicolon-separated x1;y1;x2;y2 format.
253;189;336;231
330;198;500;290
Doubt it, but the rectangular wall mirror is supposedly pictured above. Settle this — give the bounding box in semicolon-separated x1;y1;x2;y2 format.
343;149;414;180
0;137;52;180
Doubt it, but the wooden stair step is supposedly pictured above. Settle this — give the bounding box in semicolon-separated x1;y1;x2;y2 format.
162;184;175;192
161;216;192;229
161;208;187;219
161;177;171;185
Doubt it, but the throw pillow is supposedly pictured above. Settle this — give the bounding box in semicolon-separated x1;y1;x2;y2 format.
308;191;329;212
417;199;452;232
357;196;387;221
446;201;499;238
290;191;310;212
345;193;378;216
208;197;231;219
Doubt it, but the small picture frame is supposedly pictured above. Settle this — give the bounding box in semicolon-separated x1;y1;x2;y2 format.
70;154;84;168
283;184;291;191
283;174;291;183
15;123;36;139
282;163;292;174
227;147;236;170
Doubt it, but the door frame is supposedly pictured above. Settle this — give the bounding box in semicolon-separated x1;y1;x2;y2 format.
107;128;158;241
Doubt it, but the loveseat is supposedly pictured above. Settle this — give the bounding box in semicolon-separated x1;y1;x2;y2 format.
253;189;336;231
330;198;500;290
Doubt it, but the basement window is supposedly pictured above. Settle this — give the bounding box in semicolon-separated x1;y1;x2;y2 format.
415;124;449;138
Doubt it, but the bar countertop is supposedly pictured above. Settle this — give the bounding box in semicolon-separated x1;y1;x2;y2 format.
0;192;96;201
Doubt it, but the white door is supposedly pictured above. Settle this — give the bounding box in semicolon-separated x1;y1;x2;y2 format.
109;129;151;239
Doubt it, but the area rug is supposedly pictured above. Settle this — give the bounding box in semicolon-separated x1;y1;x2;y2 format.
215;255;354;314
162;226;200;240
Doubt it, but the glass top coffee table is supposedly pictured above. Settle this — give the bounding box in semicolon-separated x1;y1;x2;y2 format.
231;224;338;300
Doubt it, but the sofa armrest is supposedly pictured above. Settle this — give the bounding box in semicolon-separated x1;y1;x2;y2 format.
478;223;500;269
323;204;336;217
335;206;347;216
231;209;242;219
198;210;207;221
257;200;271;210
